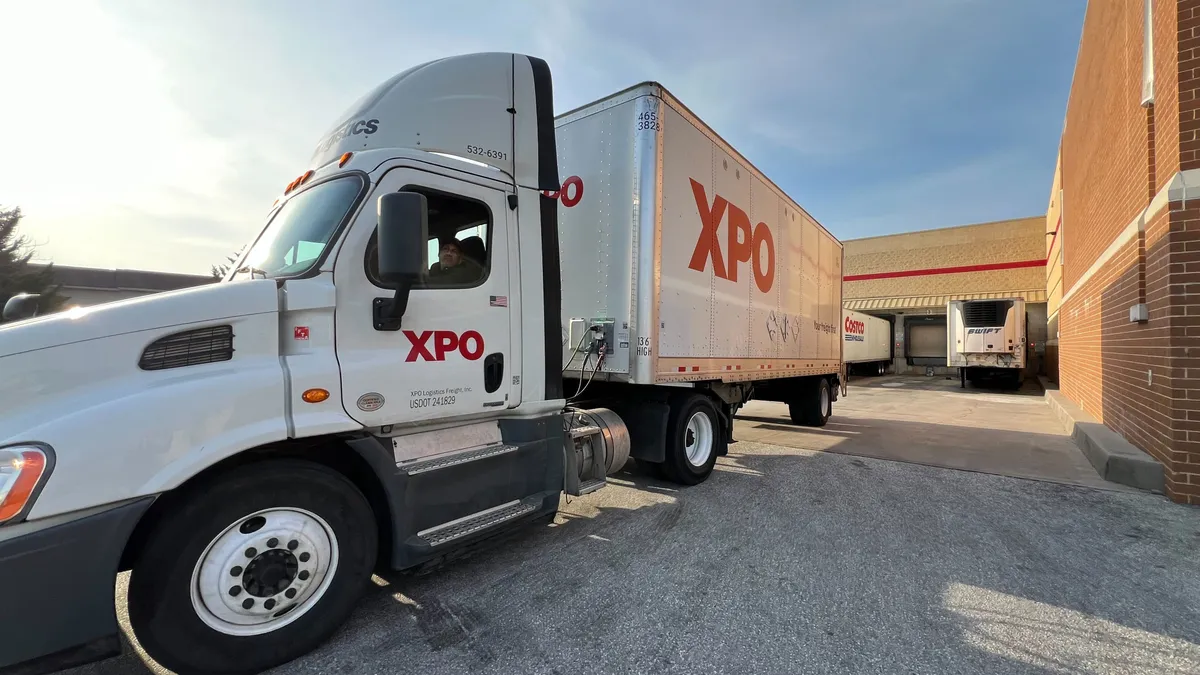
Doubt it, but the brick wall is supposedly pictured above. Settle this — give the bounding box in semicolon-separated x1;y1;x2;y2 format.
1062;1;1149;292
1179;0;1200;172
1056;0;1200;504
1155;0;1181;186
1161;203;1200;501
1061;211;1177;468
844;217;1045;300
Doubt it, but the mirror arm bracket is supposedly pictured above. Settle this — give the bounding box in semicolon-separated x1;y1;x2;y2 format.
372;280;413;332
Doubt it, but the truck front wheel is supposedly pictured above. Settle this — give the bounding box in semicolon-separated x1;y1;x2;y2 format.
128;460;377;675
660;394;723;485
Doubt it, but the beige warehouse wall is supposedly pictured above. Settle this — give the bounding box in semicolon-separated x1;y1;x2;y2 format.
844;217;1046;300
1046;150;1064;319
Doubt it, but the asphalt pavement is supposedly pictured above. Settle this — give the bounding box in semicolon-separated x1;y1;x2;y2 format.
737;377;1122;490
68;440;1200;675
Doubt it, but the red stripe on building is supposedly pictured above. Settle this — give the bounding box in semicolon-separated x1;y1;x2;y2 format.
844;258;1047;282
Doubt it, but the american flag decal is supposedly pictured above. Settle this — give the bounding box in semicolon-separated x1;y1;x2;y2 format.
490;296;508;307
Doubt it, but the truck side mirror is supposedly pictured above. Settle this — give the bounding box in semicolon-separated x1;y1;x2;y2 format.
373;191;428;331
376;191;429;283
2;293;40;322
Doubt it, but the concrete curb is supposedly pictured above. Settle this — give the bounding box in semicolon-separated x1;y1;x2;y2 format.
1040;382;1164;493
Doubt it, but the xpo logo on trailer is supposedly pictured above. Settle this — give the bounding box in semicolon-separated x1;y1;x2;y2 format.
844;317;865;342
687;178;776;294
542;176;584;207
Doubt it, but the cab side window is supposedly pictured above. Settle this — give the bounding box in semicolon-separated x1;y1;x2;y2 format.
366;187;490;289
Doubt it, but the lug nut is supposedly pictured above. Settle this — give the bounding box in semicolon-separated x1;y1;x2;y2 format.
298;570;310;581
267;538;279;548
285;588;297;599
242;598;254;610
299;552;311;563
245;547;257;558
287;540;299;551
264;599;276;610
230;566;243;577
229;586;242;597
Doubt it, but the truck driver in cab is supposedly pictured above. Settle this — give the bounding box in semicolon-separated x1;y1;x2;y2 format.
429;238;483;285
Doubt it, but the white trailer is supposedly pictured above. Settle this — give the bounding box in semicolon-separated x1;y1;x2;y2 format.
947;298;1026;388
842;309;891;375
0;53;842;674
554;85;844;419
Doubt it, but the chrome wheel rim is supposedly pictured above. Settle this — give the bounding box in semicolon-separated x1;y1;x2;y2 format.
190;507;339;636
684;411;715;467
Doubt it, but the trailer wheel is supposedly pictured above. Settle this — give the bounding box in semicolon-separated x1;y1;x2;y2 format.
128;460;377;675
660;394;722;485
788;378;832;427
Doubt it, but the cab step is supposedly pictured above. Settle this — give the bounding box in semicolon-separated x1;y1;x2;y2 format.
416;499;538;547
576;478;606;495
399;442;518;475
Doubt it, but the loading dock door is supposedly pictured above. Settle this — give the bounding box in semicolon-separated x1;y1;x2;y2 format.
908;322;947;360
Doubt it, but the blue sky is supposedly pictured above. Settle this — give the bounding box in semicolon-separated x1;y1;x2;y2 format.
0;0;1084;274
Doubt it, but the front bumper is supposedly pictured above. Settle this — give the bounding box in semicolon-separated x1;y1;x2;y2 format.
0;498;152;675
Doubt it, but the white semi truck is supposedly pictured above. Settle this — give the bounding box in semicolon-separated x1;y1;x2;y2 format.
947;298;1026;388
841;309;891;376
0;53;843;675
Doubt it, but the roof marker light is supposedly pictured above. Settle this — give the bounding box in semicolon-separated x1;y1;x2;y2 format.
338;152;353;167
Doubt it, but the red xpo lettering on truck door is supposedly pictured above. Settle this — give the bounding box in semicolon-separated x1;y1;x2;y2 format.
404;330;485;362
687;178;775;293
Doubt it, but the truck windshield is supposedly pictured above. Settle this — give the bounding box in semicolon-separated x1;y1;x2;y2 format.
233;175;365;280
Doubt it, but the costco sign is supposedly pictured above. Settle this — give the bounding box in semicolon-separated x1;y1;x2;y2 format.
844;316;865;342
687;178;776;294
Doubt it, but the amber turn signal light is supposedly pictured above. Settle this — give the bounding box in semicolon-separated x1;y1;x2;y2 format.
302;388;330;403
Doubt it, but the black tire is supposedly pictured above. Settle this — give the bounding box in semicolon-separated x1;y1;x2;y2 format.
128;460;377;675
1007;370;1024;391
660;394;722;485
788;378;832;427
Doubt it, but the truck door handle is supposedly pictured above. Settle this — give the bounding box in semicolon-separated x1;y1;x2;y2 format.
484;353;504;394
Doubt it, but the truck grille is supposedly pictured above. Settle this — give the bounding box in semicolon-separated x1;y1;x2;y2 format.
139;325;234;371
963;301;1010;328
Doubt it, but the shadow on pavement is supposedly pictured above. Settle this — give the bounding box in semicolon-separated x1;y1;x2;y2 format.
62;447;1198;675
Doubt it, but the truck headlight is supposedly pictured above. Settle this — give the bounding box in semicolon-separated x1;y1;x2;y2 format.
0;445;52;524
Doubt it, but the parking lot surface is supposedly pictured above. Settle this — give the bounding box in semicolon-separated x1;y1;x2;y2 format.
738;375;1121;490
68;422;1200;674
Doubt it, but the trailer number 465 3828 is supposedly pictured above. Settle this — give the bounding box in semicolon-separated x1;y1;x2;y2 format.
637;111;661;132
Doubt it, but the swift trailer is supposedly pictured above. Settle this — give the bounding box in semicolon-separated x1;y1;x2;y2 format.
841;309;891;376
947;298;1026;389
0;53;842;675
